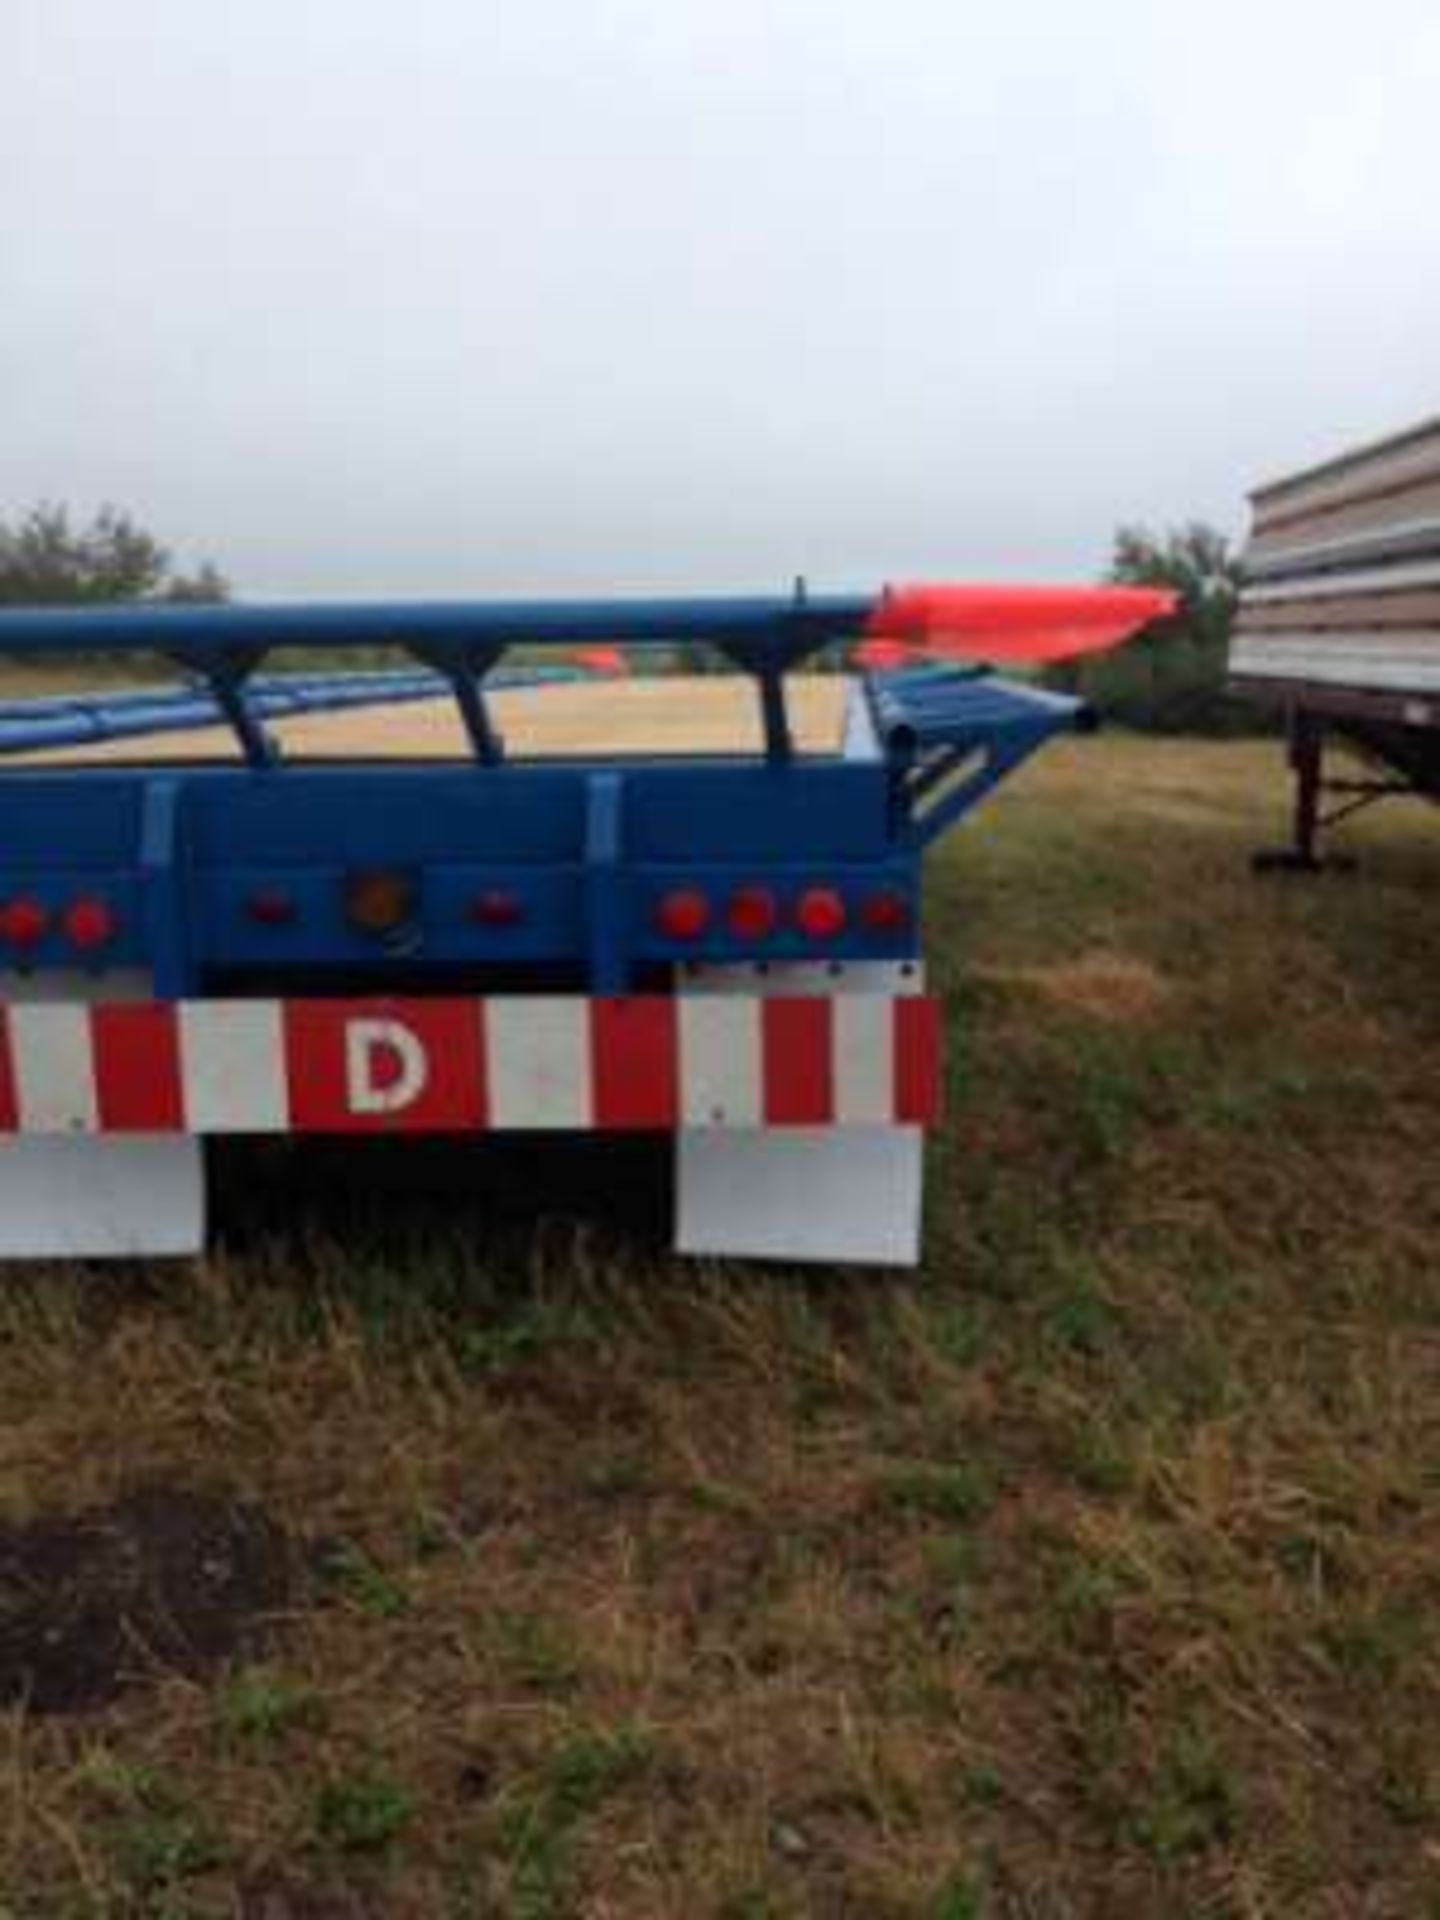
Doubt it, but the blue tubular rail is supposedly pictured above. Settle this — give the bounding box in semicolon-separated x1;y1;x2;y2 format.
0;664;584;758
0;592;873;767
866;665;1093;847
0;592;871;654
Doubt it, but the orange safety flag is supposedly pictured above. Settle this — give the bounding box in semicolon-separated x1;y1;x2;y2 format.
850;637;919;671
866;584;1177;664
574;645;629;676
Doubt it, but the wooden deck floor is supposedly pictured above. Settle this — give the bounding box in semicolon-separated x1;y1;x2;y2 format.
12;676;847;765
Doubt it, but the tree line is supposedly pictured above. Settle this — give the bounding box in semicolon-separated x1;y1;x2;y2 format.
0;504;227;609
1044;520;1258;735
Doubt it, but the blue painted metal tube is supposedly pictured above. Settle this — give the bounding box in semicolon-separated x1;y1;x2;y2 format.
868;669;1091;750
0;594;872;660
860;669;1095;850
0;665;584;756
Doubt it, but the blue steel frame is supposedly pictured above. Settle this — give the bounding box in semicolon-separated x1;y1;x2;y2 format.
0;597;1089;997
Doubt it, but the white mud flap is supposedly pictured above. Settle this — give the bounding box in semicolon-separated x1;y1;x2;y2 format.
677;1124;923;1266
0;972;204;1259
674;961;926;1267
0;1136;204;1259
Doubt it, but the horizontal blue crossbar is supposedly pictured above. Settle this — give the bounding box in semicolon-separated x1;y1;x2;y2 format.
0;594;873;660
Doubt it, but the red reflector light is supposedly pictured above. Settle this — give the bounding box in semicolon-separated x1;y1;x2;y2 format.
795;887;847;939
471;889;523;927
655;888;710;940
247;888;297;926
861;889;911;934
0;898;49;948
727;886;778;940
64;898;116;952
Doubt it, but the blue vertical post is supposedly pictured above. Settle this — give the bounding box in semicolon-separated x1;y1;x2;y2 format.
584;771;626;994
140;777;192;997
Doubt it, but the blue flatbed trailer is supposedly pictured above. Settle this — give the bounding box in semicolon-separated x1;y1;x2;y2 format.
0;589;1108;1264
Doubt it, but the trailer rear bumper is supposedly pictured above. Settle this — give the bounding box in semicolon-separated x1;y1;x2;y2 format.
0;991;941;1138
0;972;941;1265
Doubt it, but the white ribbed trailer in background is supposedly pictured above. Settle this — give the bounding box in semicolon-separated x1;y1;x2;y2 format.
1232;416;1440;868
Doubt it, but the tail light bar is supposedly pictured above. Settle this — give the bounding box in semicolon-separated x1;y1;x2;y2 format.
0;895;119;955
0;876;913;963
653;882;910;947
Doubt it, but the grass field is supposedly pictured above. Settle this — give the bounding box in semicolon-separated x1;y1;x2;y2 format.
0;735;1436;1918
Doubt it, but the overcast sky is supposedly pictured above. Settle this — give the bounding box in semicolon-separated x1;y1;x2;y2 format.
4;0;1438;598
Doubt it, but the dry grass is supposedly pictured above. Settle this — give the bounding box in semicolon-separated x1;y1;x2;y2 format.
0;734;1436;1917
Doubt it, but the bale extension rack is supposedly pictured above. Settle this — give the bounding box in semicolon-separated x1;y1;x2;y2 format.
0;582;1167;1264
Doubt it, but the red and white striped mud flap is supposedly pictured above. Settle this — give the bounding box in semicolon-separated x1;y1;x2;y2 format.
0;995;942;1136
